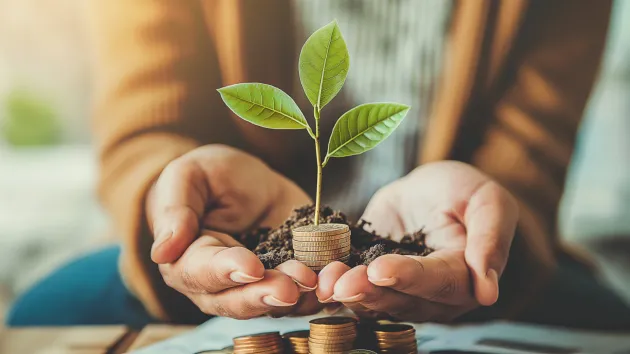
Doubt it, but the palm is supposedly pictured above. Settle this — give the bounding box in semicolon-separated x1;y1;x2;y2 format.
363;161;496;251
317;161;519;322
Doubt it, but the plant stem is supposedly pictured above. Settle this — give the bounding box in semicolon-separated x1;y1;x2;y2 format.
314;107;322;225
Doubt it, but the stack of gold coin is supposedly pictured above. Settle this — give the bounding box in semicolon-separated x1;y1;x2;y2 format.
292;223;351;271
308;317;357;353
232;332;284;354
282;330;309;353
373;324;417;354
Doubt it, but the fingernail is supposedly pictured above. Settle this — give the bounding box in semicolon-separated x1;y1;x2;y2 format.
323;303;343;315
486;269;499;291
368;277;397;286
332;293;365;303
293;279;317;292
262;295;297;307
151;230;172;255
318;295;335;304
230;271;264;284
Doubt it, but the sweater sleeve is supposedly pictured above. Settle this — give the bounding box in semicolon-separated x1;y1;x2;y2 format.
85;0;227;320
457;0;612;320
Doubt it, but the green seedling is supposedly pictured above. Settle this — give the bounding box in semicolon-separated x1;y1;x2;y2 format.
218;20;410;225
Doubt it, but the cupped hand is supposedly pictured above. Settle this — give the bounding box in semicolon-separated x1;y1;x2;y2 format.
146;145;322;318
316;161;519;322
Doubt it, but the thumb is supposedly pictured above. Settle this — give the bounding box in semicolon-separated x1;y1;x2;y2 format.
148;160;209;264
360;185;406;239
464;181;518;306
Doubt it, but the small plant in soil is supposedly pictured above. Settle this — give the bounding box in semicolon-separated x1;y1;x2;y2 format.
219;21;430;270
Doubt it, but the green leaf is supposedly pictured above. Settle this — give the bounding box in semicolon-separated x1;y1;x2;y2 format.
217;83;309;130
325;103;410;164
299;20;349;111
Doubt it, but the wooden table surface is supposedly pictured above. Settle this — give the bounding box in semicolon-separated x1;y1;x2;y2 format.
0;325;194;354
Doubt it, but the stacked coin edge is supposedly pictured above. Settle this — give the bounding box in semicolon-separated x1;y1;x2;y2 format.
374;324;417;354
232;331;284;354
308;317;357;354
292;223;351;271
282;330;309;354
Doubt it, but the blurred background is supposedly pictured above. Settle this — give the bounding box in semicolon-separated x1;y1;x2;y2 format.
0;0;629;322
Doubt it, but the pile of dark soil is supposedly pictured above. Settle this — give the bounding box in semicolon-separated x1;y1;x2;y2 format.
234;205;433;269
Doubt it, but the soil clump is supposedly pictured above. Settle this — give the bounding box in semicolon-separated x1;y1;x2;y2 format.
234;205;433;269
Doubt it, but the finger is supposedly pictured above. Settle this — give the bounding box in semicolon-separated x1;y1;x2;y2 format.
333;265;457;322
330;266;378;318
464;181;518;306
366;251;471;305
150;159;209;264
194;270;299;319
176;235;265;294
275;260;318;292
316;261;351;303
282;291;324;318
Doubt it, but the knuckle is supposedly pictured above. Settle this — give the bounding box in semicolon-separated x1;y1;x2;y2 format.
211;301;236;318
181;265;204;293
204;265;226;289
430;257;463;302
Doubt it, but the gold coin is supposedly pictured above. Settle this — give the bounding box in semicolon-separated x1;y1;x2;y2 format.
292;234;350;242
294;246;351;255
308;345;353;352
376;336;416;343
293;244;351;254
233;332;280;341
234;342;282;346
294;246;351;254
309;327;356;336
309;331;356;338
296;252;350;261
292;223;350;237
293;246;351;254
288;343;309;347
294;249;351;257
308;350;348;354
308;339;354;345
377;341;416;349
308;343;353;349
310;316;357;327
292;231;350;241
300;257;350;266
233;348;282;353
233;340;281;348
296;253;350;262
294;246;351;256
373;324;415;335
233;344;282;351
283;330;309;338
377;342;417;349
292;238;351;247
233;340;281;347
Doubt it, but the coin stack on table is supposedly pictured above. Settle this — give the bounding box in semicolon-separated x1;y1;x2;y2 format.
282;330;310;354
292;223;351;271
232;332;284;354
373;324;417;354
308;316;357;353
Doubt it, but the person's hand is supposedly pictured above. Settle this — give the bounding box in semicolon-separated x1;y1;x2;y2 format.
146;145;322;319
316;161;519;322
